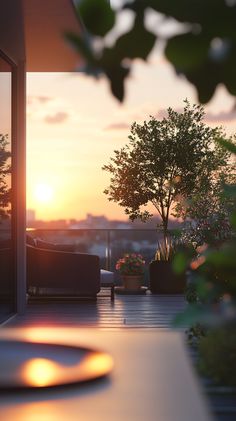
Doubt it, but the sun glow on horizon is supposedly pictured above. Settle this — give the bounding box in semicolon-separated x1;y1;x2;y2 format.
34;183;53;203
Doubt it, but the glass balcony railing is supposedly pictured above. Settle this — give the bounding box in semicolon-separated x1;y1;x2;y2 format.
28;229;163;285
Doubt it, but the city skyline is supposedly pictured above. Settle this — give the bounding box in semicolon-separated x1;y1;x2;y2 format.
26;209;183;233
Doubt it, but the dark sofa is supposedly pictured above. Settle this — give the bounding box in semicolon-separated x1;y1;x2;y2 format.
27;245;101;299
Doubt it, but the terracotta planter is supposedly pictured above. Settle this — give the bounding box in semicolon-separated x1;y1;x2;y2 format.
149;260;186;294
122;275;143;290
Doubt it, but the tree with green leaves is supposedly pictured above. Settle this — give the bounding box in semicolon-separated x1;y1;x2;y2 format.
67;0;236;103
0;134;11;220
103;101;230;240
179;169;236;248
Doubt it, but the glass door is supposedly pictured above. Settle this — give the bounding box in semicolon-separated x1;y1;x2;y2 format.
0;53;15;322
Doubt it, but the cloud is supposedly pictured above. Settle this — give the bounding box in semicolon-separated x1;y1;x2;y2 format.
104;122;130;130
27;95;72;124
37;96;52;104
155;109;168;119
44;112;69;124
27;95;52;105
205;109;236;123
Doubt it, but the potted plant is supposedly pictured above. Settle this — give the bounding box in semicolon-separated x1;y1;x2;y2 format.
149;237;186;294
116;253;145;290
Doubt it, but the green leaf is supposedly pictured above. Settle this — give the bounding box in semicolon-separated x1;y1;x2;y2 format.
207;246;236;268
184;62;219;103
217;138;236;155
105;65;130;102
172;252;188;274
165;29;236;103
78;0;115;37
224;185;236;199
222;43;236;95
139;0;207;24
148;0;236;38
230;211;236;228
65;32;95;64
165;33;209;71
114;16;156;61
165;33;227;103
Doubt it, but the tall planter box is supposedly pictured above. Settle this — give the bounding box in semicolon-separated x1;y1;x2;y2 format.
149;260;186;294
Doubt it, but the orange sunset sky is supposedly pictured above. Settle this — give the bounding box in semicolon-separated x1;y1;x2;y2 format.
26;47;236;221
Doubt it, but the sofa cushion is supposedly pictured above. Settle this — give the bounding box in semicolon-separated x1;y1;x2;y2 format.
100;269;114;285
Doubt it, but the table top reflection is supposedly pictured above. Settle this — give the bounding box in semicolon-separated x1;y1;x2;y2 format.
0;339;113;389
0;328;213;421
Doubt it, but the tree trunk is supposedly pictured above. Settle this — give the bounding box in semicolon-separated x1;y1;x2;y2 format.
162;219;169;244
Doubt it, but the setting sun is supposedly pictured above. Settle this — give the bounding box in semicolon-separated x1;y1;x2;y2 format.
34;183;53;203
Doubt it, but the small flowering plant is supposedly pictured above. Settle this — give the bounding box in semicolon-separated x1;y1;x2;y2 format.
115;253;145;275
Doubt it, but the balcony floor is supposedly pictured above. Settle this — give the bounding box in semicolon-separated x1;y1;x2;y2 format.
5;290;186;330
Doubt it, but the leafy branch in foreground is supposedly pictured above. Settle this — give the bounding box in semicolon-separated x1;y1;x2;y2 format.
67;0;236;103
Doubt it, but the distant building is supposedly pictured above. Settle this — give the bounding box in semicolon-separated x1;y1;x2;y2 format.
26;209;36;223
70;213;110;229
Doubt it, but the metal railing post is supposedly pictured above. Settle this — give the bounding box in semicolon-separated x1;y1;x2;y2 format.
105;229;111;271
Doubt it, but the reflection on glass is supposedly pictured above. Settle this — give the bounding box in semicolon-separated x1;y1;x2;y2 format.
0;54;14;322
0;133;11;219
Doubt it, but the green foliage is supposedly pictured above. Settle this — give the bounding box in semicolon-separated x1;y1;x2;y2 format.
175;239;236;329
76;0;115;37
114;14;156;61
174;138;236;380
218;137;236;155
198;326;236;386
155;237;176;261
180;191;235;248
184;281;198;304
186;323;207;346
67;0;236;102
0;134;11;220
103;101;230;239
154;236;186;262
176;135;236;248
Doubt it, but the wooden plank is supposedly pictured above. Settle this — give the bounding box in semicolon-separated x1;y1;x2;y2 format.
5;291;186;330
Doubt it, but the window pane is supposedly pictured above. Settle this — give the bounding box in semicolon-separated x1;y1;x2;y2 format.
0;55;15;322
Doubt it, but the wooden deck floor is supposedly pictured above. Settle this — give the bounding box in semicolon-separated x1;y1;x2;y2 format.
5;290;186;330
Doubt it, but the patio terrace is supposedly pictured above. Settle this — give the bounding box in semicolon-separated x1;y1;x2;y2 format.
5;291;186;330
7;228;186;328
3;229;235;420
